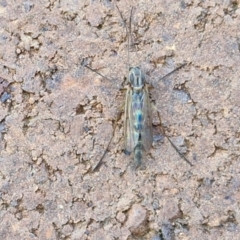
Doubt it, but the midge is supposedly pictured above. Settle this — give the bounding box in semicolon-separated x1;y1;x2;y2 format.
124;67;152;167
85;5;193;170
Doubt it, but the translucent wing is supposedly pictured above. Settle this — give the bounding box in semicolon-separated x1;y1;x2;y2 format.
124;87;136;153
141;86;153;151
124;85;153;154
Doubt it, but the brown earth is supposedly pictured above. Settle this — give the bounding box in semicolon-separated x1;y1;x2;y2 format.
0;0;240;239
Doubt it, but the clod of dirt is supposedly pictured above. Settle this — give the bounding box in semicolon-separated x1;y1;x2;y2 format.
126;204;149;236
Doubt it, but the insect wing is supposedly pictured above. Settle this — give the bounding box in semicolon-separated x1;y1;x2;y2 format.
124;87;138;153
141;86;153;151
124;85;153;154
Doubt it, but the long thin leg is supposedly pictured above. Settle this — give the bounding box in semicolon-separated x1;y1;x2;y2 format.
92;109;123;171
156;111;193;166
158;63;187;82
91;136;114;171
84;65;112;82
85;64;127;171
86;4;133;171
153;63;192;165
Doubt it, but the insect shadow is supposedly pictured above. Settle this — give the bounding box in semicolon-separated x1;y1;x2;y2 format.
84;4;193;171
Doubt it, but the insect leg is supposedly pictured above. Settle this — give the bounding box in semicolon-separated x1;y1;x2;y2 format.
84;65;124;171
84;65;112;82
156;110;193;166
91;109;123;171
157;63;187;82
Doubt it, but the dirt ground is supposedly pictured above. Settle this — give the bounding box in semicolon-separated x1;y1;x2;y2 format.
0;0;240;239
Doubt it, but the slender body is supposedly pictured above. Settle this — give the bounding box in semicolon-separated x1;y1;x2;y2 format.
86;6;192;171
124;67;153;166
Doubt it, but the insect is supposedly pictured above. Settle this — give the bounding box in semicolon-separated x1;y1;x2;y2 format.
124;66;152;167
85;5;193;170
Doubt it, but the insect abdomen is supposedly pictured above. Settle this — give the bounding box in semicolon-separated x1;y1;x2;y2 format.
134;138;143;166
132;92;144;166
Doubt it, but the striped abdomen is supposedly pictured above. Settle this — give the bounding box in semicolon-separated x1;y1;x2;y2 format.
132;91;144;166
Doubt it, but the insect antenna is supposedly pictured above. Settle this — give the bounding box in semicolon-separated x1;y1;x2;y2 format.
115;4;135;74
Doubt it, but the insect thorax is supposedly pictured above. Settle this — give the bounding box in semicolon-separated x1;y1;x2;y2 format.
129;67;146;90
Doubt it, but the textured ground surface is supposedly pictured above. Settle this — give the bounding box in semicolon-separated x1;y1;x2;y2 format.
0;0;240;239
